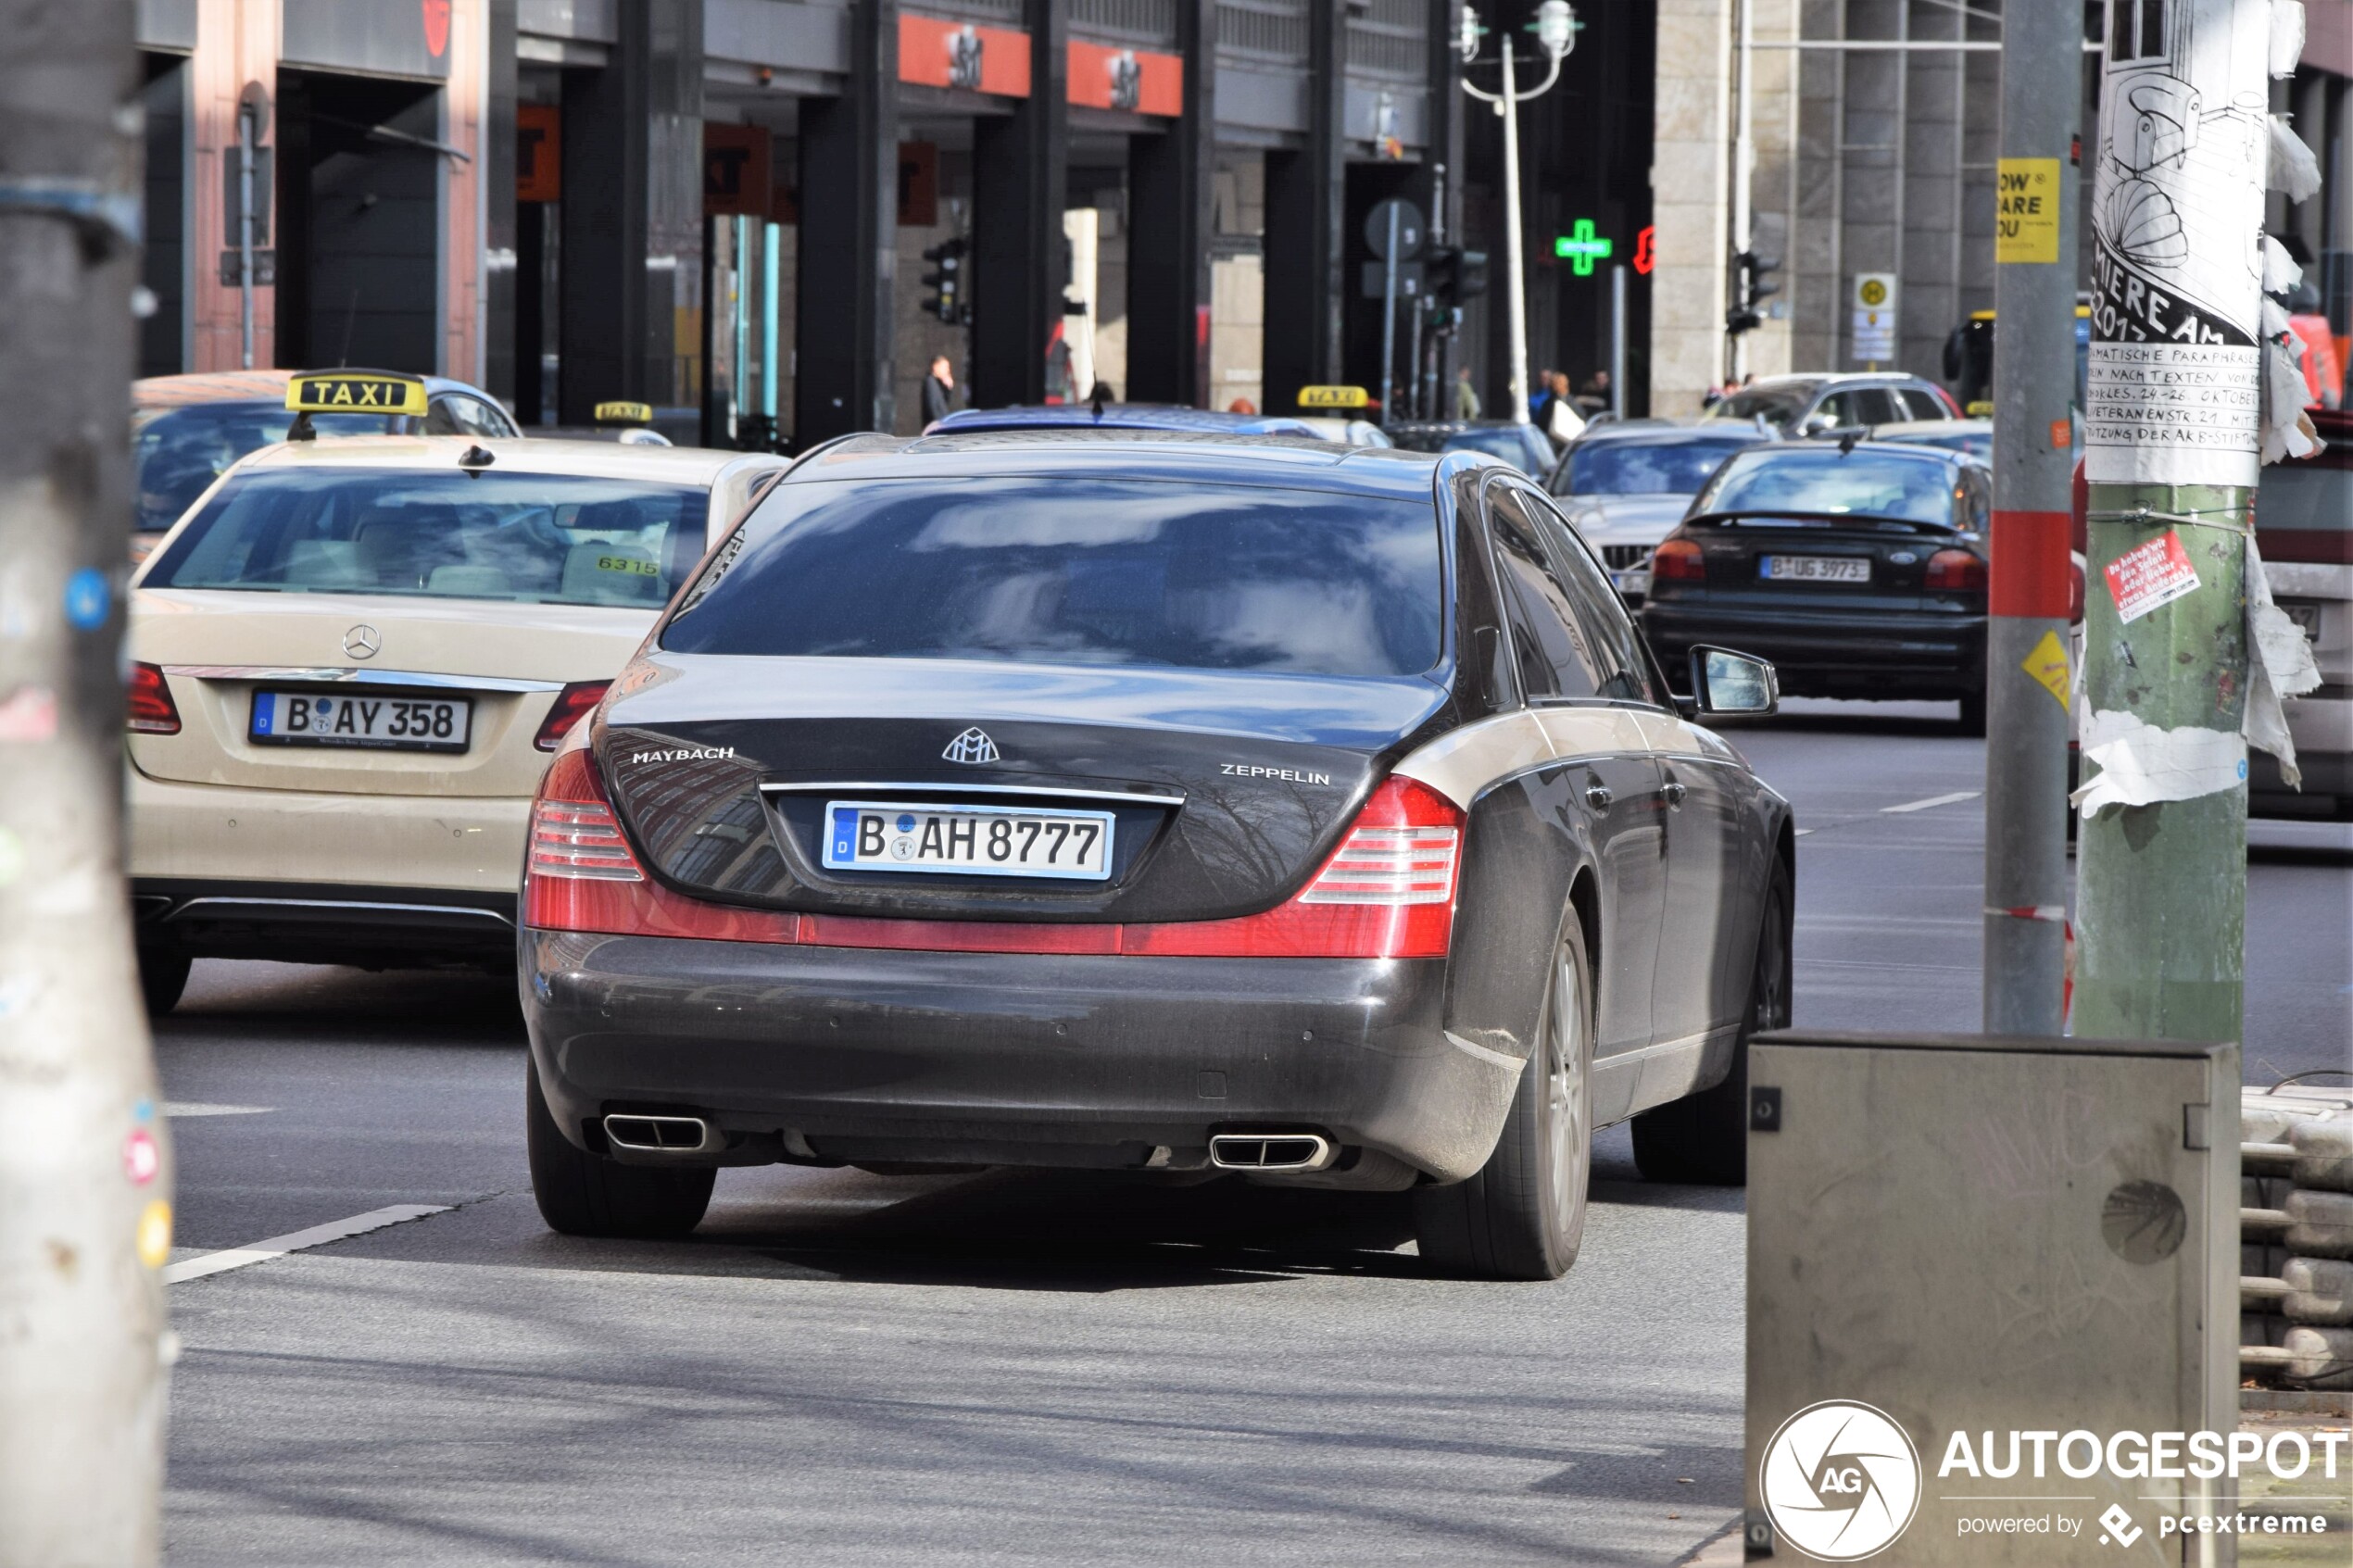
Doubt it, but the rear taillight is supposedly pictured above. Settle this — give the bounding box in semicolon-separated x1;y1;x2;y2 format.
1926;548;1987;592
1121;775;1464;960
127;662;180;734
1651;537;1705;583
522;760;1465;960
522;734;798;942
534;681;610;752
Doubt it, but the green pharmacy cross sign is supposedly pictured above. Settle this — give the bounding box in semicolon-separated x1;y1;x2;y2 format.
1553;220;1613;276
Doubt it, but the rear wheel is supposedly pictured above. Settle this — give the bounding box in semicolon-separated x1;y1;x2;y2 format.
1414;919;1594;1281
1632;864;1792;1185
526;1064;714;1238
139;948;191;1016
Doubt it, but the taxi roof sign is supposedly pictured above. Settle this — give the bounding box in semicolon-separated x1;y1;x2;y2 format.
285;372;427;418
595;400;654;424
1297;385;1370;409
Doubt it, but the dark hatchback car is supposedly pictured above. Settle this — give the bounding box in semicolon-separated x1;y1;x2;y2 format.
518;434;1795;1279
1641;441;1994;731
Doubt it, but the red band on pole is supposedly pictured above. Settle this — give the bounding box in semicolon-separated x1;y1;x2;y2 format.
1989;508;2071;618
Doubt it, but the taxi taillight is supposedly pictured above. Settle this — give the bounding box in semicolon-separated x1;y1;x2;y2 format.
533;681;610;752
127;662;180;734
1651;538;1706;583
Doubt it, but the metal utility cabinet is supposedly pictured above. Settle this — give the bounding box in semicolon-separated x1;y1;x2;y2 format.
1744;1032;2239;1565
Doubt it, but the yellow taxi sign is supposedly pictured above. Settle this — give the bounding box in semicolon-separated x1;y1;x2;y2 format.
1297;384;1369;409
285;372;427;417
594;400;654;424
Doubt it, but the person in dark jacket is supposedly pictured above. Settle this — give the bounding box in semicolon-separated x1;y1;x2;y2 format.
921;355;959;424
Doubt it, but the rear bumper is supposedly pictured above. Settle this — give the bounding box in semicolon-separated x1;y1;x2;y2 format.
1643;599;1986;696
127;769;529;893
522;929;1516;1182
2251;687;2353;809
135;877;516;963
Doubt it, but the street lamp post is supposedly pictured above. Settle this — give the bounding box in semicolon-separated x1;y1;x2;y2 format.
1460;0;1577;427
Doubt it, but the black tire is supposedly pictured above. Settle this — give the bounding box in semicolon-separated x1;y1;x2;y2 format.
525;1064;714;1238
139;949;192;1016
1414;918;1595;1281
1956;688;1987;735
1632;863;1793;1185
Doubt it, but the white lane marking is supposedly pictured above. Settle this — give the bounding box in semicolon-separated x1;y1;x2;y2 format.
164;1102;272;1118
163;1204;449;1285
1880;789;1982;814
1793;827;1815;836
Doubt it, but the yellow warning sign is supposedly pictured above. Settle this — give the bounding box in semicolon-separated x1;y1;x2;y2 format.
1995;157;2060;264
2021;628;2071;709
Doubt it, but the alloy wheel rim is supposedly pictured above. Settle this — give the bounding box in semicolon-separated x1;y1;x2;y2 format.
1546;946;1587;1227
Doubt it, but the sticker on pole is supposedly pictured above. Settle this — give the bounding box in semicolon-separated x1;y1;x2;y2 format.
2104;531;2201;623
2082;0;2268;487
2021;628;2072;708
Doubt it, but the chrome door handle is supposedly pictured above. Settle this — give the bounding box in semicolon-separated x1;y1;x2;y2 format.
1661;779;1688;807
1585;784;1614;810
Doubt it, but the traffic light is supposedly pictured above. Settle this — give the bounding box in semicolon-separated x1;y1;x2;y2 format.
1427;245;1490;306
1727;248;1780;336
921;238;967;325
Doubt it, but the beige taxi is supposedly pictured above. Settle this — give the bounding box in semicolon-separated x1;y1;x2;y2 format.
127;375;786;1010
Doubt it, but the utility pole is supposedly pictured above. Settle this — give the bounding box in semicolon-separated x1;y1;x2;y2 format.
2073;0;2280;1042
0;2;172;1562
1979;0;2082;1034
1460;0;1577;427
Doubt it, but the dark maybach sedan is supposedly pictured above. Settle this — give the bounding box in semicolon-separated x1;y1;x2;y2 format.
520;433;1796;1280
1641;440;1995;731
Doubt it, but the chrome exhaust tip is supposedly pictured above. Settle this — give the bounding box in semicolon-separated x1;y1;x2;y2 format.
603;1113;718;1154
1208;1132;1337;1173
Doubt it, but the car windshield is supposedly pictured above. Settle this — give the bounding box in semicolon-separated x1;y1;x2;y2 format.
1693;448;1959;527
143;469;710;607
132;402;402;533
1564;438;1749;496
1706;384;1817;425
663;476;1444;678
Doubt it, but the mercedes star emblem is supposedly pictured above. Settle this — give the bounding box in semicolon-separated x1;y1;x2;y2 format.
942;727;1000;765
343;624;382;660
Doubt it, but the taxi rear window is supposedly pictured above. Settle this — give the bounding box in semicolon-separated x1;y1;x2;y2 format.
141;469;709;609
661;475;1444;679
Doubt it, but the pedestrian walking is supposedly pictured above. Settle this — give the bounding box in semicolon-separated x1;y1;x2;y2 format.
1452;366;1481;420
1543;370;1585;446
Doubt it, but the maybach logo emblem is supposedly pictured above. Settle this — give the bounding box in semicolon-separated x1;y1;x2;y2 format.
1759;1400;1922;1562
942;727;1000;764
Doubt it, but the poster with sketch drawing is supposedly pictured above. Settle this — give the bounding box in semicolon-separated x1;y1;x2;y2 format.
2084;0;2269;487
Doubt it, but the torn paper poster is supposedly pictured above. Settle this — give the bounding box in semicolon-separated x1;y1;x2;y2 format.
2260;296;2325;462
2269;115;2323;203
2104;529;2202;621
2084;0;2270;488
2261;234;2303;295
2244;532;2324;788
2270;0;2306;77
2071;709;2247;816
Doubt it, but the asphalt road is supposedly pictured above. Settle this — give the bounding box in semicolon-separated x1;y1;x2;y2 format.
157;700;2352;1565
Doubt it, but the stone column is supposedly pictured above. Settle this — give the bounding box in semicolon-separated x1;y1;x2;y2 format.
1648;0;1730;415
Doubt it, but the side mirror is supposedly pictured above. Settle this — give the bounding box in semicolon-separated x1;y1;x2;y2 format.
1686;645;1778;718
